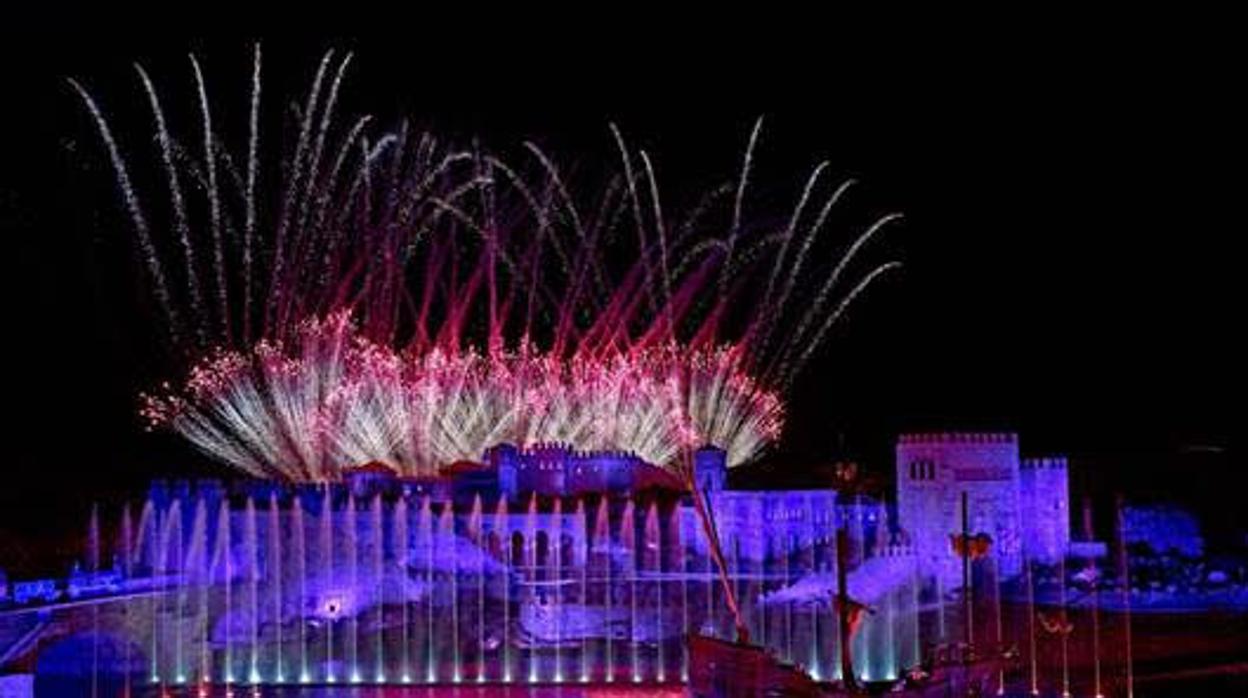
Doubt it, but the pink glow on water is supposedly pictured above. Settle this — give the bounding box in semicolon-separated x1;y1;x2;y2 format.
147;687;685;697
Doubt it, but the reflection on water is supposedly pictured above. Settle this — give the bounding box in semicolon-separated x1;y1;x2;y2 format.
136;686;683;697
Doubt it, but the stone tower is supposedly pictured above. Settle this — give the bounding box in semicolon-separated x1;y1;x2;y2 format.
895;433;1024;587
1018;457;1070;562
693;444;728;493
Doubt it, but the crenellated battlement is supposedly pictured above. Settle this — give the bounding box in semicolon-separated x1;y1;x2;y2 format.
569;448;641;461
512;442;642;462
1020;456;1068;470
897;432;1018;444
518;441;573;458
487;440;679;499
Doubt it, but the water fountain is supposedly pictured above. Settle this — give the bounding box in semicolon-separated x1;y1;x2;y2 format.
494;496;511;683
291;499;306;682
13;464;1161;697
440;499;458;683
577;499;590;683
1115;495;1135;698
807;500;821;679
1083;497;1103;698
523;494;537;683
245;496;259;684
121;503;135;697
190;498;204;686
414;495;430;683
991;550;1004;695
166;499;182;684
267;493;283;683
622;497;638;683
17;479;1168;698
469;493;485;683
1058;545;1071;698
318;488;333;683
370;493;385;682
646;500;664;682
394;495;409;683
344;492;357;683
1026;551;1039;696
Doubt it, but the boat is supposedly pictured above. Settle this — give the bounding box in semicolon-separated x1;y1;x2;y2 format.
688;631;1017;697
687;490;1019;696
688;632;822;698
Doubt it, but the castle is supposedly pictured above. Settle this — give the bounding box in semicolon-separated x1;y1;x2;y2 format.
2;431;1074;690
432;432;1069;579
141;431;1070;586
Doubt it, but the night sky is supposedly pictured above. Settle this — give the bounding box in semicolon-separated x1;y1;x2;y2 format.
1;18;1241;570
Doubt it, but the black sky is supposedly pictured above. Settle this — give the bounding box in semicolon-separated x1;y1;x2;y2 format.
1;16;1242;563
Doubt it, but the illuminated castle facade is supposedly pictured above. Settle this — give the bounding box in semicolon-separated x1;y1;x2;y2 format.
475;432;1070;579
895;432;1070;587
2;431;1072;690
484;442;688;499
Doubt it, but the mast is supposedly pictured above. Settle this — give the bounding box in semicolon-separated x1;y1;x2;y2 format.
962;490;973;656
687;474;750;643
836;527;858;690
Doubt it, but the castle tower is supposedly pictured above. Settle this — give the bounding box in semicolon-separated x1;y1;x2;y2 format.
523;442;570;496
895;433;1024;587
486;443;521;499
693;444;728;493
1018;457;1070;562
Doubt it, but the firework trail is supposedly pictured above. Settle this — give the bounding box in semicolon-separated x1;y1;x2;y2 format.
76;47;901;481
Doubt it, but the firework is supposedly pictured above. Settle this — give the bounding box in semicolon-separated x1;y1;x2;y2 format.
78;47;899;481
140;312;782;478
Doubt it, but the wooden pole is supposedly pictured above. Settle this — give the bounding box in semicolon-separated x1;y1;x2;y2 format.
1116;494;1134;698
688;474;749;644
836;527;857;690
961;491;973;658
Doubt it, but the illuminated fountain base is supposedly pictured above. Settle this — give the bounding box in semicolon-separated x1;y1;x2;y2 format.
29;485;926;693
22;485;1158;696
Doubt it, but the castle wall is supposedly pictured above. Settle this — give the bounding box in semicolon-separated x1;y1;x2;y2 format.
1018;457;1070;562
566;450;645;495
487;442;666;500
837;498;891;567
700;490;839;566
516;443;568;496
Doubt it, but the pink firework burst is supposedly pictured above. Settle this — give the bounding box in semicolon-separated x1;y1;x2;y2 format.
142;314;783;480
